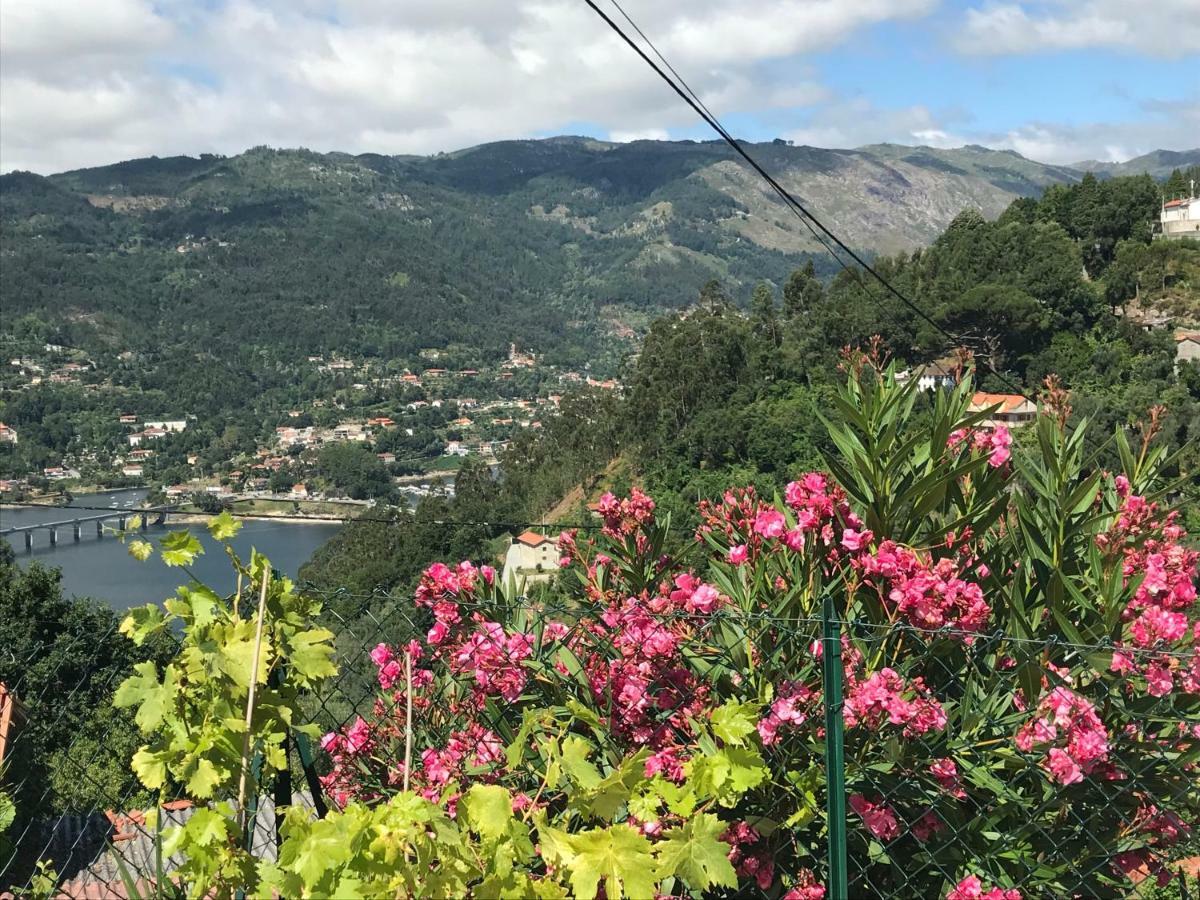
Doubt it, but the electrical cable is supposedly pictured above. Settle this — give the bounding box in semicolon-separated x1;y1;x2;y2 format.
585;0;1035;401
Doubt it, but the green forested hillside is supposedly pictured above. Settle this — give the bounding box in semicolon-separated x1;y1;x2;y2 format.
1;138;1094;371
297;171;1200;596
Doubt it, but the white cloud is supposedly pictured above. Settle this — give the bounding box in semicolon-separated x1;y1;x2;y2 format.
1;0;1194;175
610;128;670;142
784;100;965;149
781;94;1200;165
955;0;1200;57
0;0;933;173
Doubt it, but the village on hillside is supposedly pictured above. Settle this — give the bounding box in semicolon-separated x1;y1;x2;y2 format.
0;342;620;507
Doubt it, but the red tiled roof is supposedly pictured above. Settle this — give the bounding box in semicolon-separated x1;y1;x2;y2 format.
970;392;1035;414
516;530;551;547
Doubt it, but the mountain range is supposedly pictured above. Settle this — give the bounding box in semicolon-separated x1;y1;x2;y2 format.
2;138;1196;367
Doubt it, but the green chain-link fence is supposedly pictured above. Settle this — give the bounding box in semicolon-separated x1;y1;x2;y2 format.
3;585;1199;898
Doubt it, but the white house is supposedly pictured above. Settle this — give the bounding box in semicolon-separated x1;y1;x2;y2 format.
121;464;144;478
895;358;960;392
1176;331;1200;370
1158;188;1200;240
0;423;17;445
502;531;559;586
143;419;187;433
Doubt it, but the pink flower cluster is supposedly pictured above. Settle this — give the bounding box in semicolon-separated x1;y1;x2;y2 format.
369;640;425;690
844;667;947;738
947;424;1013;468
1099;486;1200;699
783;472;869;558
415;560;494;645
1015;685;1111;785
451;621;534;703
848;794;900;841
596;488;656;539
757;680;817;746
860;541;991;636
947;875;1022;900
930;757;966;799
698;474;865;571
590;596;710;746
667;573;725;614
781;869;826;900
720;821;775;890
419;723;505;797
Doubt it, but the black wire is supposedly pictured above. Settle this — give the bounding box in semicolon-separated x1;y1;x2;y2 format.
586;0;1035;402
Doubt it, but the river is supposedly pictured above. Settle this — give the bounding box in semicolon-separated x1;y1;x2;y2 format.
1;489;341;611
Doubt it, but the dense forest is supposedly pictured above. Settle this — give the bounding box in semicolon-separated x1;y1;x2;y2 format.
304;168;1200;593
2;140;1197;482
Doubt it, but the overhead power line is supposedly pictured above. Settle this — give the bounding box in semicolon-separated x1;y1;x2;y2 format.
584;0;1033;401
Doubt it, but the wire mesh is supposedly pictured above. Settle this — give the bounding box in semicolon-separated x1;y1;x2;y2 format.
3;586;1199;898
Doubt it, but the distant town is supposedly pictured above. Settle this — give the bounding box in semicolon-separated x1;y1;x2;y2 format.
0;341;620;511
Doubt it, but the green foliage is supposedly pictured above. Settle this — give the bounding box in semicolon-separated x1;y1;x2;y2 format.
264;705;756;899
113;527;337;897
315;443;396;502
0;542;169;821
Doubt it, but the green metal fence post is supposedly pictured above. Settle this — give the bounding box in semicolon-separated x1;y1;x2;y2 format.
822;593;848;900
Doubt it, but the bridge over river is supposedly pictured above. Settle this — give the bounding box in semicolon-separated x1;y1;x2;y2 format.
0;506;176;551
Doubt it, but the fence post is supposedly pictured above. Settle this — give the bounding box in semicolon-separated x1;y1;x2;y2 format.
822;593;848;900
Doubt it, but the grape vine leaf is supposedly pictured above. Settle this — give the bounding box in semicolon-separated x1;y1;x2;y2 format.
288;628;338;683
160;530;204;567
185;757;224;799
207;511;242;541
462;784;513;843
710;700;759;747
113;661;179;732
547;825;656;900
131;747;169;790
655;812;738;890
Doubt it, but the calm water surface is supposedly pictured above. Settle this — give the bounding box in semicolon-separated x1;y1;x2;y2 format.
1;489;340;610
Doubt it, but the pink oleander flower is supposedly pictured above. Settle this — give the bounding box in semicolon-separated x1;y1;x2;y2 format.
930;757;966;798
753;508;787;538
1145;660;1174;697
644;746;686;782
757;680;816;745
1016;684;1110;784
861;541;990;636
728;544;749;564
369;642;394;667
782;869;825;900
948;874;1022;900
844;668;946;737
841;528;872;551
849;794;899;841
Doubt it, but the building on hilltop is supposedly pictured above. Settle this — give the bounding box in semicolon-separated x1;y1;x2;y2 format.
895;357;961;392
969;392;1038;427
1156;183;1200;240
502;530;559;586
1176;331;1200;371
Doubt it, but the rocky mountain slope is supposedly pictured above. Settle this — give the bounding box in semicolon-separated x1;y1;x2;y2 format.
1;138;1192;367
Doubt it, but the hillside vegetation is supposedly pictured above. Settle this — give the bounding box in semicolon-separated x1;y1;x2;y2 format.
0;138;1100;370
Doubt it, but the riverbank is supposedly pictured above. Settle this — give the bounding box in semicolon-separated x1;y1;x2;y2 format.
167;512;344;526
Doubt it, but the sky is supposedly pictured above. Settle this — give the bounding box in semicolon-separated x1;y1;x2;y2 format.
1;0;1197;175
